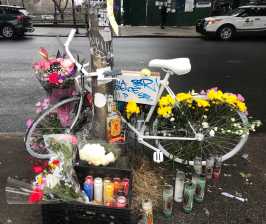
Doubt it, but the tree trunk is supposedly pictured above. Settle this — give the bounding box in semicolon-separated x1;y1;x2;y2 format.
53;3;58;24
60;11;64;22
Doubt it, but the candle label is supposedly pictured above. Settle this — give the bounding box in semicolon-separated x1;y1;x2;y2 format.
194;177;206;203
182;184;194;213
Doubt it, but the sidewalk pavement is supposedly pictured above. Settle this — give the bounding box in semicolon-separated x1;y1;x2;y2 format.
0;133;266;224
26;26;201;38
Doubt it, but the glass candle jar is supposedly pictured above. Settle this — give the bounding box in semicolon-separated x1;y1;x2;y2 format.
212;156;222;182
206;156;215;179
162;184;173;217
193;156;202;175
174;170;185;202
142;199;153;224
182;181;195;213
194;174;206;203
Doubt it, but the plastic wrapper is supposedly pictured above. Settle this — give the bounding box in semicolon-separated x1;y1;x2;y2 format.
6;134;87;204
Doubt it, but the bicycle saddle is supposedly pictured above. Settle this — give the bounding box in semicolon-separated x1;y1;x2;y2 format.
148;58;191;75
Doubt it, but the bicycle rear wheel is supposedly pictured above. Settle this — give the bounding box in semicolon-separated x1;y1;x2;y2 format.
25;97;94;159
156;96;249;165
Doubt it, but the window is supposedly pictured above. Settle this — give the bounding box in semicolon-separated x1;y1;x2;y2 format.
239;8;258;17
5;8;19;15
256;8;266;16
0;8;3;15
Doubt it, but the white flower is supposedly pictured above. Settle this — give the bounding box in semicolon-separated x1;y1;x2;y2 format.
79;143;116;166
231;118;236;122
46;174;60;189
209;130;215;137
255;121;262;127
170;117;175;122
202;122;209;129
214;127;218;131
203;115;207;119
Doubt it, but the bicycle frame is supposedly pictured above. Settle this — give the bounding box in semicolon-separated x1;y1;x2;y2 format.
120;70;199;153
64;29;199;153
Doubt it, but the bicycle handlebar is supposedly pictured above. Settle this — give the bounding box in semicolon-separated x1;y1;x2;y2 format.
64;29;118;83
64;29;90;76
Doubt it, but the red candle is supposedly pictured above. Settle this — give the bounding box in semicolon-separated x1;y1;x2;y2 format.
122;178;129;196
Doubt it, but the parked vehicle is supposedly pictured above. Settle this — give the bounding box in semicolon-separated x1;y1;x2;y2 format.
0;5;34;39
196;5;266;40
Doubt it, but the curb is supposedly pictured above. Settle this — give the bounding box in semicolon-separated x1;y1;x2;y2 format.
26;34;201;38
0;132;24;137
26;34;87;38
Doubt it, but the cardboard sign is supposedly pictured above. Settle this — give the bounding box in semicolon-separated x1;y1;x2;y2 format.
114;71;160;105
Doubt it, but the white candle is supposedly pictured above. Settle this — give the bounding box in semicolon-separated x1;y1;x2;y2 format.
94;177;103;204
174;170;185;202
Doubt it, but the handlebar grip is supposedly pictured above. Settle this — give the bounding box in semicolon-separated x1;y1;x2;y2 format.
65;29;76;47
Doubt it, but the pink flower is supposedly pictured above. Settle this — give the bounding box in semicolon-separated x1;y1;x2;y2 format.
56;104;73;127
35;102;41;107
33;60;50;71
71;136;78;145
26;118;33;129
60;59;74;74
200;90;206;95
36;107;42;114
237;93;245;102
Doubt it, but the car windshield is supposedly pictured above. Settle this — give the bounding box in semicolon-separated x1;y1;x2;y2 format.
19;9;29;16
226;8;246;16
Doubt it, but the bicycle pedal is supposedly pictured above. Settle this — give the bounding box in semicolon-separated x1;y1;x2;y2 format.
153;150;164;163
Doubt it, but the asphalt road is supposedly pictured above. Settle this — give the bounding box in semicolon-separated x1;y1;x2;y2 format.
0;36;266;132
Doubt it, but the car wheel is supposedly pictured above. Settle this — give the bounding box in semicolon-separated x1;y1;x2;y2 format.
217;25;235;41
1;25;15;39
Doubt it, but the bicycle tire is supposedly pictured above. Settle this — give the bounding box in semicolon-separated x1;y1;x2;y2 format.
25;97;93;159
156;94;249;165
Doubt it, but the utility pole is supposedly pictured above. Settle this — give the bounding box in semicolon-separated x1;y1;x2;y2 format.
85;0;115;138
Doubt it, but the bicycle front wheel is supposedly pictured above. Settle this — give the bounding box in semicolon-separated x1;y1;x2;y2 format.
156;96;249;165
25;97;93;159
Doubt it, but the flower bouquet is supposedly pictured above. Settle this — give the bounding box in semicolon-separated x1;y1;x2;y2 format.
6;134;88;204
123;88;262;162
33;48;76;93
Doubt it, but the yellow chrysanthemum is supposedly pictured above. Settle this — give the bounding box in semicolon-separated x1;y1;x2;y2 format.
157;106;172;118
236;101;247;113
176;93;192;103
207;89;224;102
222;93;238;106
195;99;210;108
126;101;140;119
159;95;175;107
36;174;43;185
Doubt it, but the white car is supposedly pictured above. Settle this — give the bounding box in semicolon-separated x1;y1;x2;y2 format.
196;5;266;40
